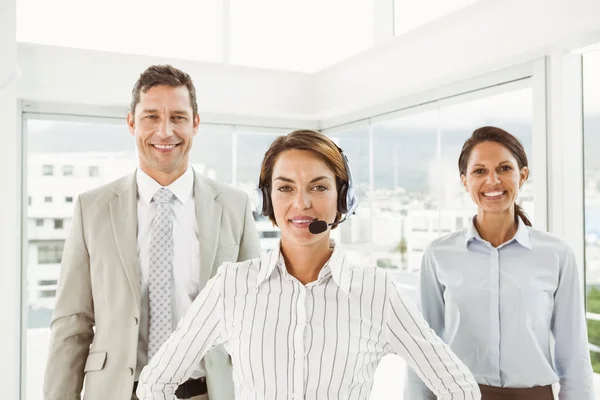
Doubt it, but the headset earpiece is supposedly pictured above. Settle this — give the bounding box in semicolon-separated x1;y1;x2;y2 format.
261;186;271;216
338;182;349;214
254;185;272;217
338;151;357;216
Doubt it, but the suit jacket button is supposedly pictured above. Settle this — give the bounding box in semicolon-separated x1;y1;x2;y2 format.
129;368;134;376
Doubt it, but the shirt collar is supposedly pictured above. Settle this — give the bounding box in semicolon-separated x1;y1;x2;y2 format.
255;239;353;296
465;216;481;246
512;216;532;249
465;215;532;249
136;167;194;205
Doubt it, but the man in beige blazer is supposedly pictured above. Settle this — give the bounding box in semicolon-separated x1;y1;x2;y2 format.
43;65;261;400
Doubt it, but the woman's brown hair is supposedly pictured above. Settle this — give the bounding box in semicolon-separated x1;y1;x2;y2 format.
458;126;532;226
258;129;348;226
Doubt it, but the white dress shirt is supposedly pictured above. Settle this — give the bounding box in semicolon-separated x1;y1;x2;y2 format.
137;240;481;400
405;217;594;400
135;167;205;379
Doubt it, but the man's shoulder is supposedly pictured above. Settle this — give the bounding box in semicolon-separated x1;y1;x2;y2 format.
78;172;135;204
195;173;249;204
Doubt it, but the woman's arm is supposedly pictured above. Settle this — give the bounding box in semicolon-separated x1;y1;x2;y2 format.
403;249;450;400
136;264;229;399
386;256;480;400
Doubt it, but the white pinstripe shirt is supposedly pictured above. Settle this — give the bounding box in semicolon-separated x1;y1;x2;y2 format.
137;241;481;400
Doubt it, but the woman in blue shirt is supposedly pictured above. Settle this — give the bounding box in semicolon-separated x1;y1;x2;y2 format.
405;126;594;400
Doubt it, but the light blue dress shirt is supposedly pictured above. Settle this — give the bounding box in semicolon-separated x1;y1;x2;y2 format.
404;217;594;400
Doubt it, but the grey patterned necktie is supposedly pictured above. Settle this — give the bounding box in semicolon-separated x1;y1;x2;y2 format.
148;187;174;361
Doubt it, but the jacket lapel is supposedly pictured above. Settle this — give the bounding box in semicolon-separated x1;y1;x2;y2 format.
109;172;141;310
194;171;222;288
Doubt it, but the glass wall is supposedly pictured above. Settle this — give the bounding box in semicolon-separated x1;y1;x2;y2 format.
332;87;534;399
333;88;533;297
235;131;286;252
22;117;285;399
23;86;537;399
583;49;600;388
189;124;235;184
327;125;373;266
24;118;136;400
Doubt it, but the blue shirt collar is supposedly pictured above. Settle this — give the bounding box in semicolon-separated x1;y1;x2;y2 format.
466;215;532;250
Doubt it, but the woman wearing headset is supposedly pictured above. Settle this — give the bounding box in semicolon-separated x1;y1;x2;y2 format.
137;129;480;399
405;126;594;400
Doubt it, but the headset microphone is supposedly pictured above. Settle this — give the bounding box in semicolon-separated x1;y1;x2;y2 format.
308;220;329;235
308;198;358;235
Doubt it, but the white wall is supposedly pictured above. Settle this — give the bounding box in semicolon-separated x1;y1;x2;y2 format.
16;0;600;126
315;0;600;121
17;43;317;121
0;0;21;398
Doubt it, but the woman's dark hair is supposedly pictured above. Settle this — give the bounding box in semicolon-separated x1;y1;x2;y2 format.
458;126;532;226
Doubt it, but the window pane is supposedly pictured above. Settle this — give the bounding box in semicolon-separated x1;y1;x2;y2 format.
23;119;289;396
235;131;284;253
368;88;533;399
17;0;223;62
394;0;479;35
370;110;439;398
372;110;438;280
438;88;534;223
25;118;136;400
583;49;600;387
230;0;374;72
189;125;234;185
236;132;281;189
327;126;372;265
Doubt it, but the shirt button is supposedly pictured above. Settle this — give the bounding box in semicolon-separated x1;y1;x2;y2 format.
129;368;134;376
133;317;139;325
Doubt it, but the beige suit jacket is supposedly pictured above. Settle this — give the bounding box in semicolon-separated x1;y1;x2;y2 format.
43;170;262;400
